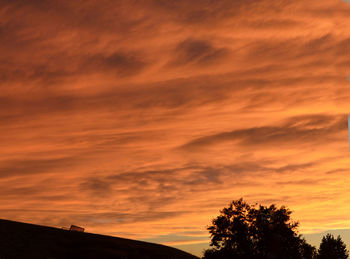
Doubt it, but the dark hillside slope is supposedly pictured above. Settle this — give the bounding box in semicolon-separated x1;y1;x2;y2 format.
0;219;199;259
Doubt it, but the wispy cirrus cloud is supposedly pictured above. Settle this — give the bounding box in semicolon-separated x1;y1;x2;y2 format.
1;0;350;257
180;114;347;151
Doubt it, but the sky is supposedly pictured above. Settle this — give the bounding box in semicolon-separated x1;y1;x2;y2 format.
1;0;350;257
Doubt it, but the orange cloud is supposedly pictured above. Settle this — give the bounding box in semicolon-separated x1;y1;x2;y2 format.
1;0;350;257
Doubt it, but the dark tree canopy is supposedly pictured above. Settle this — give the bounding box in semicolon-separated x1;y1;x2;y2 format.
317;234;348;259
203;198;316;259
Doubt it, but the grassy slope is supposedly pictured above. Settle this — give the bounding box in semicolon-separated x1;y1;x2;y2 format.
0;219;199;259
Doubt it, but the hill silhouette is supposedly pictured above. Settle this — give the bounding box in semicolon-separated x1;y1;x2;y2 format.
0;219;199;259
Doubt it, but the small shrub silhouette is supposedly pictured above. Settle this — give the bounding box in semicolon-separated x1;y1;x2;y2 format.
317;233;348;259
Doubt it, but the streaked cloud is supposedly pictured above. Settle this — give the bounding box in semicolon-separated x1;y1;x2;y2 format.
1;0;350;257
181;114;346;151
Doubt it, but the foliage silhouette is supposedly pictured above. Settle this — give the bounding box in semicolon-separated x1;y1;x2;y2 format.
203;198;316;259
317;233;348;259
300;238;318;259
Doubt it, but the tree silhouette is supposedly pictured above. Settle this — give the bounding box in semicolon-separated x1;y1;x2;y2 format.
317;233;348;259
203;198;316;259
300;238;317;259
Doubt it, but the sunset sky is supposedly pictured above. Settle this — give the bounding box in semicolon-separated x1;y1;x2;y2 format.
1;0;350;257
